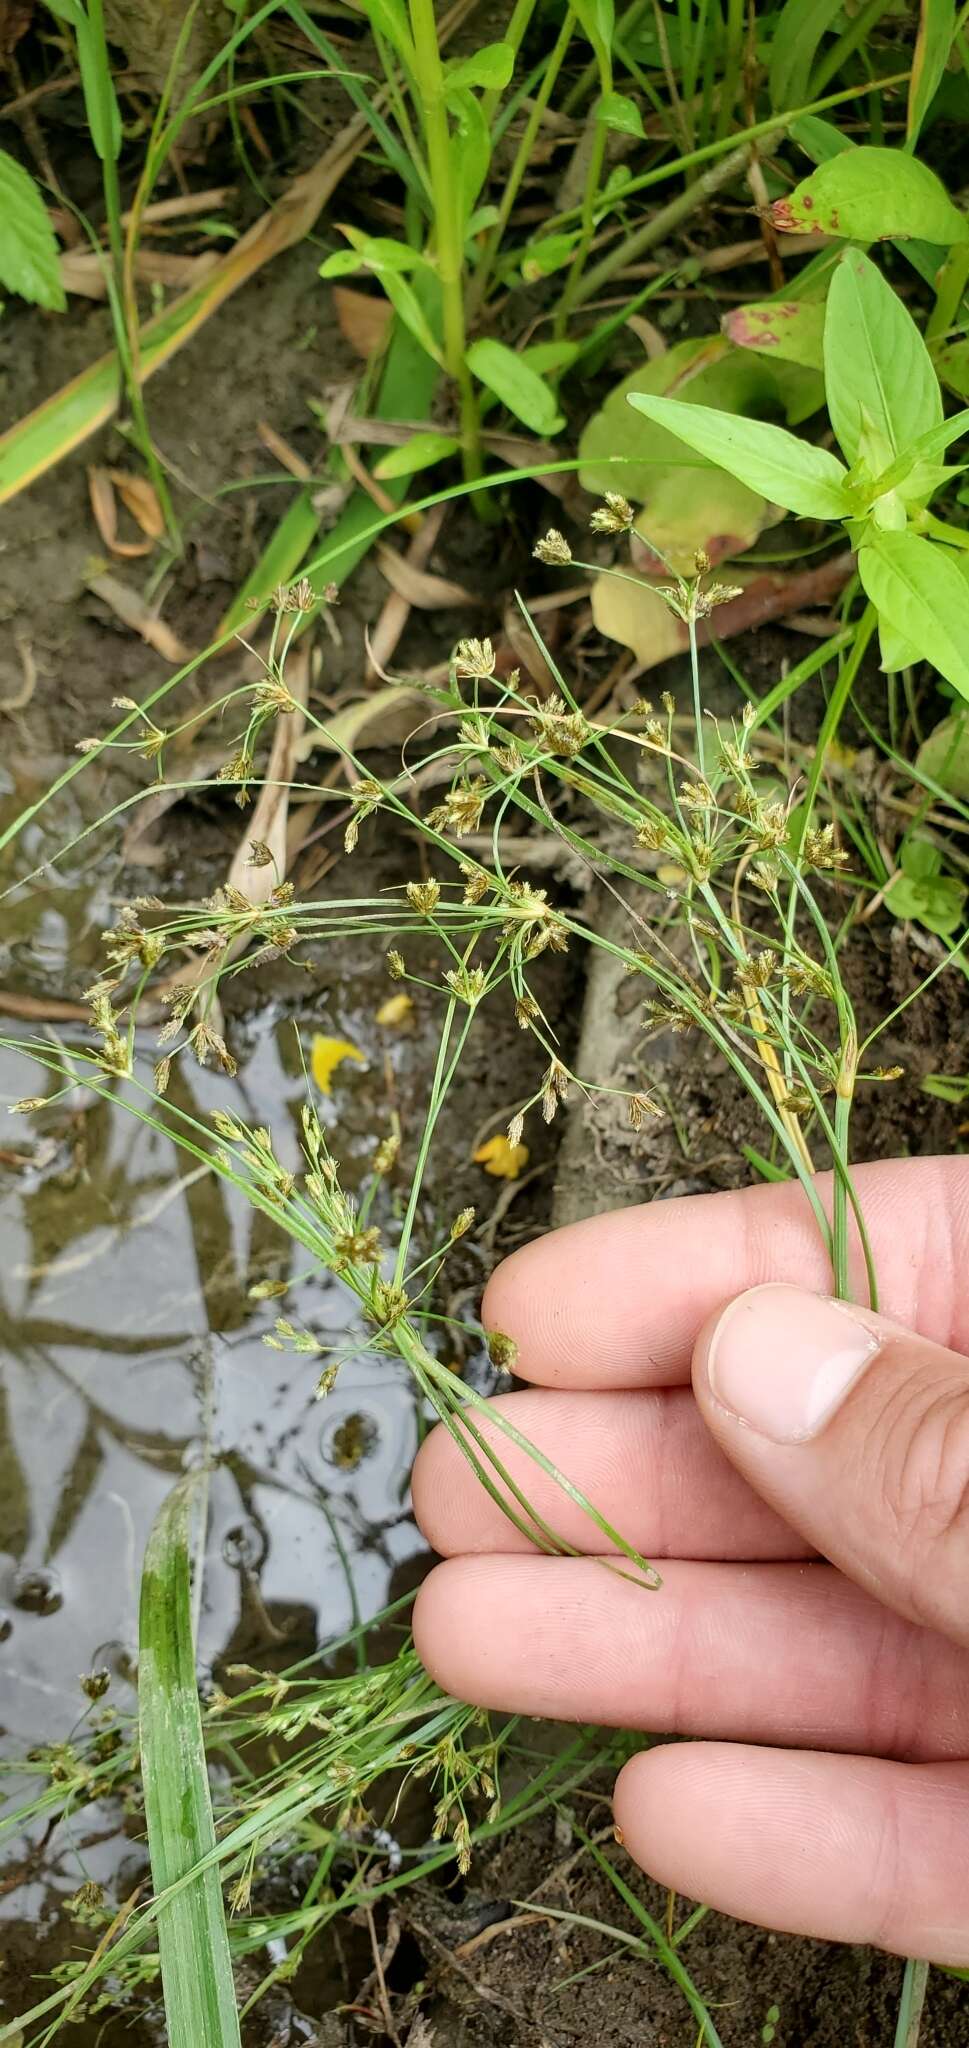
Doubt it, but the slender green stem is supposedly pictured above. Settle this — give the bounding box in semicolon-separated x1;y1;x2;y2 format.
408;0;480;478
469;8;575;317
894;1959;930;2048
556;41;613;334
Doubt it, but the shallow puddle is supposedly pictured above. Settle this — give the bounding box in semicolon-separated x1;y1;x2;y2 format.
0;766;444;2031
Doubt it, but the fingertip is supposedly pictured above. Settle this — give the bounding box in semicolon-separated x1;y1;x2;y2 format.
412;1559;460;1690
410;1424;453;1554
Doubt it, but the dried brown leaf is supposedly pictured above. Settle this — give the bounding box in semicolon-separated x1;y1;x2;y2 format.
86;569;191;662
108;468;164;540
375;543;477;611
333;285;393;359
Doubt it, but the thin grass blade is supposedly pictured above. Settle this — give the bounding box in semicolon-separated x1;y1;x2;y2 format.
139;1473;242;2048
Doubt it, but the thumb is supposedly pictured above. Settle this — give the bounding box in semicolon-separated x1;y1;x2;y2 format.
692;1283;969;1646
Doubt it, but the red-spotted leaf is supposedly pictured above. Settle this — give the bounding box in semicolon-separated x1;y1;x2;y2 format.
724;298;826;371
771;147;967;245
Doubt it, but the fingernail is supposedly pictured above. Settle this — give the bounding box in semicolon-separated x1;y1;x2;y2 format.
705;1284;880;1443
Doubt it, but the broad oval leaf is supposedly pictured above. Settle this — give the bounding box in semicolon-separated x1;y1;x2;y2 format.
466;337;564;435
446;40;514;92
0;149;65;311
580;338;824;504
625;392;850;519
724;297;826;371
823;250;942;470
772;147;968;246
859;531;969;700
596;90;644;136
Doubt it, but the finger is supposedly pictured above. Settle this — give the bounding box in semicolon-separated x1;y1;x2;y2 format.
412;1388;803;1558
692;1283;969;1645
614;1743;969;1964
413;1556;969;1762
481;1156;968;1389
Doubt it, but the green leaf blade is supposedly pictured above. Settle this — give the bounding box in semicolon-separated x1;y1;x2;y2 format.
624;391;850;518
859;530;969;700
466;337;564;435
908;0;956;145
140;1476;242;2048
0;149;65;311
823;249;942;470
772;147;968;246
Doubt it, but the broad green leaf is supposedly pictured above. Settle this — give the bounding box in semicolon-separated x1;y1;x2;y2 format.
625;392;850;519
140;1476;242;2048
450;88;492;228
724;298;826;371
0;150;64;312
633;466;773;575
374;431;460;479
446;40;513;92
521;231;582;281
466;338;564;435
917;708;969;797
522;339;580;375
596;91;644;136
859;531;969;699
934;335;969;404
768;0;845;109
886;864;967;935
773;148;968;246
379;273;444;367
908;0;956;144
823;250;942;471
580;338;824;503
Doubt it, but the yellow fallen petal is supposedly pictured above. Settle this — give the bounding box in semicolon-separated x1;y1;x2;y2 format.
375;992;415;1030
311;1033;366;1095
473;1134;530;1180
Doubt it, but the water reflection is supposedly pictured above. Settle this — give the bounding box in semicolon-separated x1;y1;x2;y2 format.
0;1021;426;1750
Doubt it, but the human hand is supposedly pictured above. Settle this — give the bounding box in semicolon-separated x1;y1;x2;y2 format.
413;1156;969;1963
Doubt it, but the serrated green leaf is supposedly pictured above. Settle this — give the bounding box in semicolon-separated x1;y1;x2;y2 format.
446;40;513;92
466;338;564;435
724;297;826;371
0;150;64;312
823;250;942;470
859;531;969;699
625;392;850;519
374;431;460;479
596;91;644;136
908;0;956;145
773;147;968;246
140;1476;242;2048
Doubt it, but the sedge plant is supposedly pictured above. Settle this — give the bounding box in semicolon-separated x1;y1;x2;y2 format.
3;488;964;2042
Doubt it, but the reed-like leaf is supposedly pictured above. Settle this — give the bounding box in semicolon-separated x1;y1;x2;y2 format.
139;1474;242;2048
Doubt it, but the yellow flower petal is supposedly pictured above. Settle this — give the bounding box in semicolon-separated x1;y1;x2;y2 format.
310;1033;366;1095
375;992;415;1030
473;1134;530;1180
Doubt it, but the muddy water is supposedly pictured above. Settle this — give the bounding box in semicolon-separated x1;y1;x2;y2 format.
0;767;440;2029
